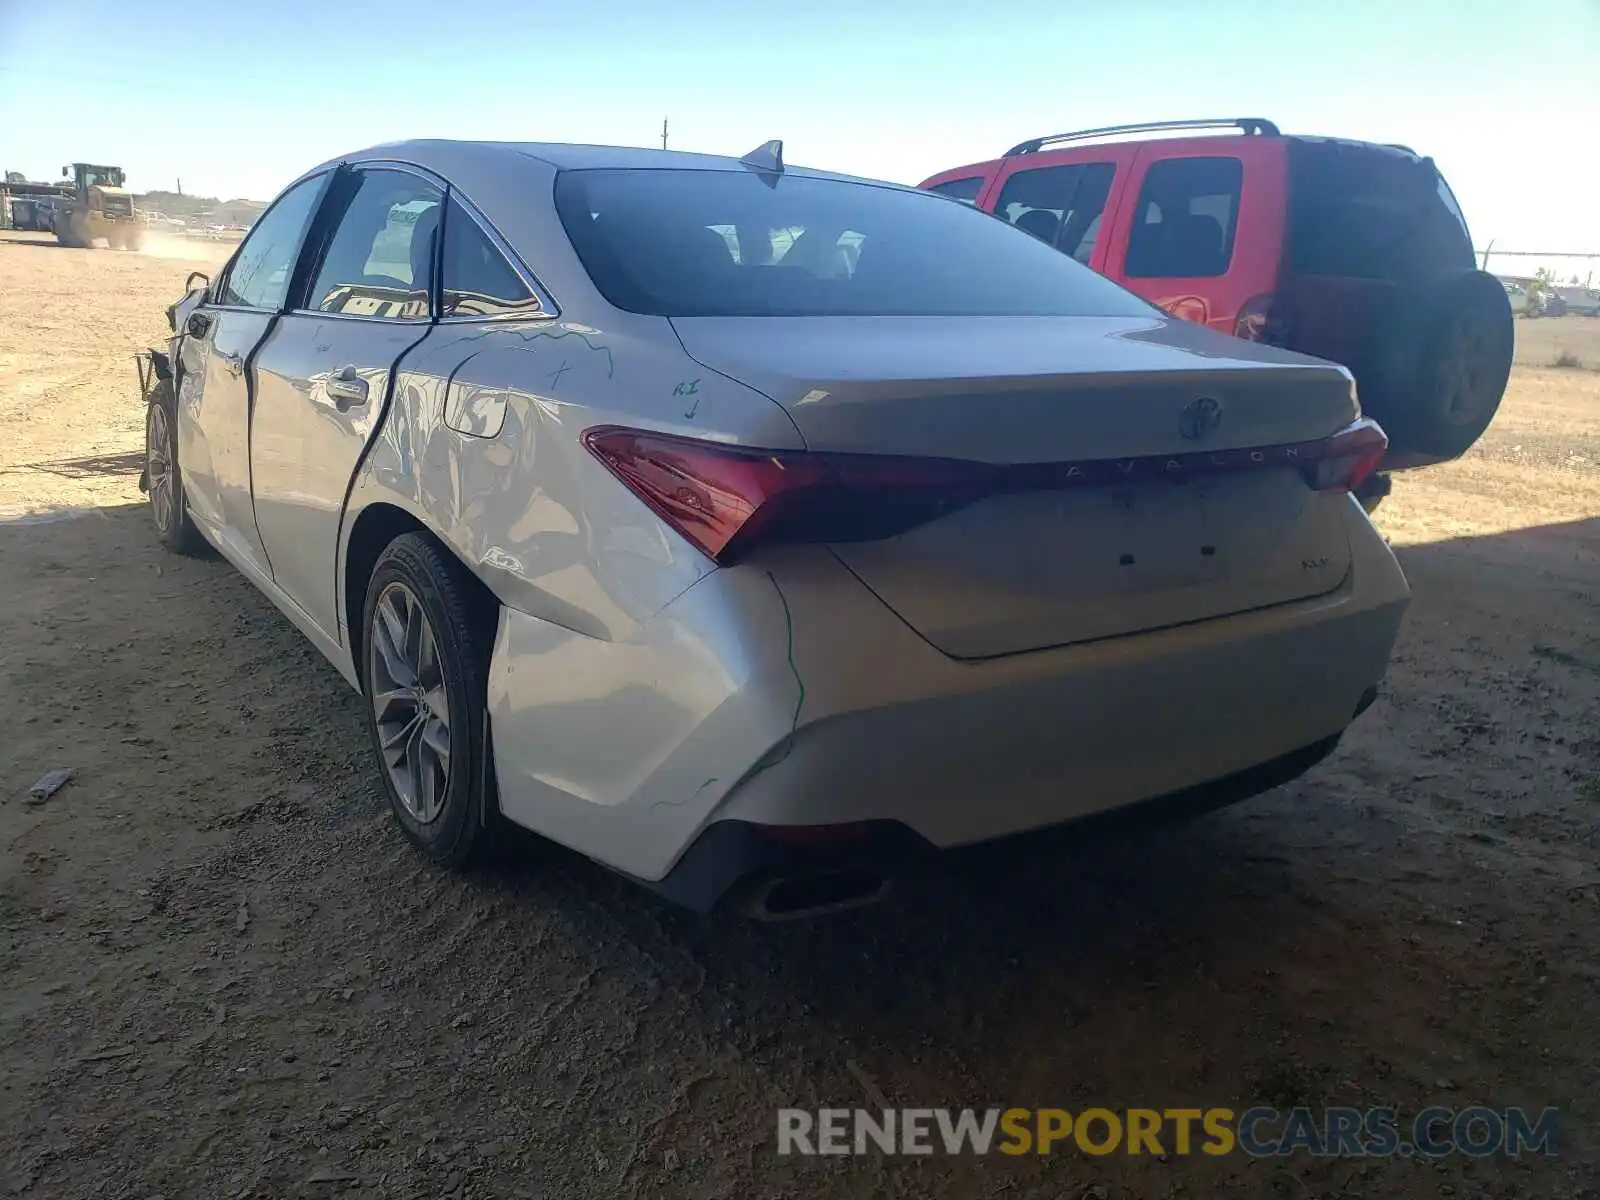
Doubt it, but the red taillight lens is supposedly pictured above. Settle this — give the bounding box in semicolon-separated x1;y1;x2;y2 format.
585;418;1389;564
581;427;993;564
1306;418;1387;493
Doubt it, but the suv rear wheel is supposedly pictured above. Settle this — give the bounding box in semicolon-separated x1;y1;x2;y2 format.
1361;270;1513;459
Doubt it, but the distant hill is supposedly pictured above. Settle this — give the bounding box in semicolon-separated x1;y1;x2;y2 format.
136;190;267;226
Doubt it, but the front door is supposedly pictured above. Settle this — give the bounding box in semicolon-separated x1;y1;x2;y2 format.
249;167;443;640
982;147;1135;274
175;173;328;572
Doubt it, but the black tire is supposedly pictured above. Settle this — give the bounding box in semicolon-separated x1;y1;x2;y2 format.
144;381;207;555
1354;470;1392;515
360;533;500;868
1359;270;1512;459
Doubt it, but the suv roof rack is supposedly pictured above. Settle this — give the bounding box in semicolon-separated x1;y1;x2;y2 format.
1005;117;1280;157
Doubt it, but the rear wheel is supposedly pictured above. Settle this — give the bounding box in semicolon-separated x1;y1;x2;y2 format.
144;383;207;555
1354;470;1392;515
1361;270;1513;459
361;533;499;868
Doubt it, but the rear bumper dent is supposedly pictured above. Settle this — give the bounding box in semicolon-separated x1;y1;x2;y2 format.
487;504;1408;892
648;732;1347;912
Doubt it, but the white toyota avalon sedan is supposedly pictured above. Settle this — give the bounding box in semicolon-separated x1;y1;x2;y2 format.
140;138;1409;917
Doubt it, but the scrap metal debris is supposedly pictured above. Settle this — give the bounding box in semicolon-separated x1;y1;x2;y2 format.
305;1166;360;1185
24;768;75;806
78;1046;137;1063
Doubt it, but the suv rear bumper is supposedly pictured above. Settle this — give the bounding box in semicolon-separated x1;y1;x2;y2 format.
1354;470;1392;512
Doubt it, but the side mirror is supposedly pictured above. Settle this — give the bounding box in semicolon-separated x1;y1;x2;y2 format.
185;270;211;295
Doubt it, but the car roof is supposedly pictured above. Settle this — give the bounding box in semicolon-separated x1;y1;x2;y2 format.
327;138;906;190
279;139;940;332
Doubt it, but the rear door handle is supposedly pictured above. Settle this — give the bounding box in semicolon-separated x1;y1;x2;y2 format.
325;364;369;411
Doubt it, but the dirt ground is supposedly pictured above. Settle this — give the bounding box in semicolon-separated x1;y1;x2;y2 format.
1512;315;1600;373
1;232;1597;1200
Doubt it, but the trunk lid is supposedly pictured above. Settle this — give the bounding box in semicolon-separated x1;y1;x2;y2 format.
672;314;1355;461
672;314;1362;659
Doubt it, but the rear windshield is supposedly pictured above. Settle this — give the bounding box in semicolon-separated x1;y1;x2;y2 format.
1288;142;1475;280
553;168;1156;318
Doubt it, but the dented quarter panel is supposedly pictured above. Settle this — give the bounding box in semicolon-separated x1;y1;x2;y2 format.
340;312;803;648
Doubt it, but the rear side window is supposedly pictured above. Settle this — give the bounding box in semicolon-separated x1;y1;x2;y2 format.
926;177;984;205
216;174;325;310
554;168;1154;319
440;198;542;318
1124;156;1242;279
305;169;442;320
1288;142;1474;280
993;163;1116;264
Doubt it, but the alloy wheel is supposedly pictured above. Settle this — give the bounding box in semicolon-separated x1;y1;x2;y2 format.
368;581;453;824
147;405;174;533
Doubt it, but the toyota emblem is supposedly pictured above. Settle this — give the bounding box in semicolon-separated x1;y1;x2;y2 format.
1179;396;1224;441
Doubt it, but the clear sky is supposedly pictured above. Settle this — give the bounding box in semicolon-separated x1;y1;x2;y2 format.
2;0;1595;257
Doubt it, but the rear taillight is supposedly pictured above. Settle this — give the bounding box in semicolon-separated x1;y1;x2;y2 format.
1306;418;1387;493
584;418;1389;565
581;427;991;564
1235;293;1288;345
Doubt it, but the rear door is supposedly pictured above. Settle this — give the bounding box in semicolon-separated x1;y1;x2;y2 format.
1102;140;1282;334
174;172;329;572
249;166;443;640
983;147;1136;273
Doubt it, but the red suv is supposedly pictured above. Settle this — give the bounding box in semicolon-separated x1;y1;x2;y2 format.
921;118;1512;479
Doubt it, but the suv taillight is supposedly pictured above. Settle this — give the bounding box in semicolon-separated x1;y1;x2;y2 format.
1235;293;1290;345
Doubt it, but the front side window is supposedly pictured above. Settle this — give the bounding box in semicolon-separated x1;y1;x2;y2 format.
554;168;1154;318
1124;156;1243;279
994;162;1116;264
215;174;326;310
305;169;442;319
440;198;541;318
927;176;984;205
